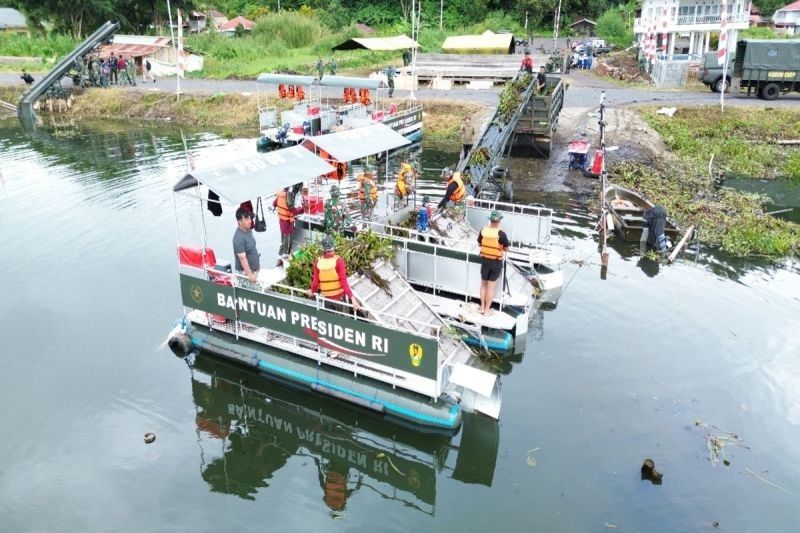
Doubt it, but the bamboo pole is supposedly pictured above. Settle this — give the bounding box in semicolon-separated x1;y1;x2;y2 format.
668;225;695;264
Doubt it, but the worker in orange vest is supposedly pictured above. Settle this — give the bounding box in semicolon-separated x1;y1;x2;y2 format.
437;169;467;211
273;185;304;265
311;235;360;313
477;210;510;315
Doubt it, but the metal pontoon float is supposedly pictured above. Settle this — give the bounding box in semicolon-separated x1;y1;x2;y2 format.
169;144;502;431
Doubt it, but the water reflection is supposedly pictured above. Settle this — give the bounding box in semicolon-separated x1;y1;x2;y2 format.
187;354;499;511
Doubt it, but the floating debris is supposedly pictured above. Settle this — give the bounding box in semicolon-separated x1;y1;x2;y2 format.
641;458;663;484
698;422;749;466
745;468;789;493
144;432;156;444
526;447;541;468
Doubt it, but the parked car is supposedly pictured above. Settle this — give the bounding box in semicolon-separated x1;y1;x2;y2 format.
594;45;613;55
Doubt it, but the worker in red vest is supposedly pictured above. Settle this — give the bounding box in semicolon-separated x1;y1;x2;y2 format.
520;50;533;73
273;185;304;265
311;235;360;313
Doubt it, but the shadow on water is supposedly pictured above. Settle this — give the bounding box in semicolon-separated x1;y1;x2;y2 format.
187;354;499;511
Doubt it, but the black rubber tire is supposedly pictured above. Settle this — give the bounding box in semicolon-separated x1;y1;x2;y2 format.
713;77;729;93
760;82;780;101
168;332;193;358
710;82;719;93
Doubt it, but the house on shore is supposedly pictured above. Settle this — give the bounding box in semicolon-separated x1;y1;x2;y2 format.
634;0;750;56
570;18;596;37
774;1;800;35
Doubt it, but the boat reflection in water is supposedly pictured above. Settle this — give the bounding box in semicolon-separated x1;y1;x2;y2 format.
188;354;499;512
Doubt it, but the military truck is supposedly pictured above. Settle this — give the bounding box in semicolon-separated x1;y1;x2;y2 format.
732;39;800;100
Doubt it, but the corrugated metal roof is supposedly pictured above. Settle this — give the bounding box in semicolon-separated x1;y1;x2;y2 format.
98;43;170;57
174;145;335;205
304;124;410;162
111;35;171;46
219;16;254;31
0;7;26;28
333;35;419;51
441;31;514;53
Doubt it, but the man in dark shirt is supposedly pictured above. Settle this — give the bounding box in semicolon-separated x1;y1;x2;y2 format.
233;206;260;286
476;210;510;315
20;70;34;84
641;205;669;253
536;66;547;94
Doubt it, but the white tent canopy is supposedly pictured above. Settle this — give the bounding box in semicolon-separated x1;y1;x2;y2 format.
174;145;335;204
332;35;419;51
304;123;410;162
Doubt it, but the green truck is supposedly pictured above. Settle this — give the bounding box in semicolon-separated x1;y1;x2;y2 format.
698;52;733;93
732;39;800;100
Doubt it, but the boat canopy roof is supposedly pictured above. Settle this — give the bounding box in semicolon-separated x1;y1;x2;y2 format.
317;75;384;89
332;35;419;51
256;73;317;86
173;145;335;204
305;123;410;162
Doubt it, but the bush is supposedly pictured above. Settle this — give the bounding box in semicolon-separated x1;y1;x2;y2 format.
596;9;633;48
252;11;329;49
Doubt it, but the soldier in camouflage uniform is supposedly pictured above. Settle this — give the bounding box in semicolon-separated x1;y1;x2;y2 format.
323;185;352;235
91;57;102;87
75;56;86;88
125;57;136;86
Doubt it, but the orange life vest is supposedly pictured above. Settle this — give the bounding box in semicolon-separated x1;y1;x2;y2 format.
287;85;295;98
480;226;505;260
276;190;294;222
295;85;305;100
358;175;378;203
447;173;466;203
396;174;407;197
335;161;347;180
317;255;344;298
359;88;371;106
278;84;287;98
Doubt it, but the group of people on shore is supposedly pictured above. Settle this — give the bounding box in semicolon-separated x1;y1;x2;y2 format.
74;54;155;88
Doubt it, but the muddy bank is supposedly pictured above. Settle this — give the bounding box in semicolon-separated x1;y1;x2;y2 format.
505;106;667;196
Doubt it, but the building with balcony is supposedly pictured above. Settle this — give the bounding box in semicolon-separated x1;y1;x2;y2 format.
634;0;750;57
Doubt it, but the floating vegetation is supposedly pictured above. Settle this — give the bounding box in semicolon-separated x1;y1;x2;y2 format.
609;161;800;258
284;232;395;291
695;420;750;466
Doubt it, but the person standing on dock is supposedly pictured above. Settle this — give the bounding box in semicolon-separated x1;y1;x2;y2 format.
316;57;324;80
477;210;510;316
311;235;360;313
437;170;467;211
274;185;304;265
233;206;261;288
459;116;475;160
521;50;534;73
386;66;395;98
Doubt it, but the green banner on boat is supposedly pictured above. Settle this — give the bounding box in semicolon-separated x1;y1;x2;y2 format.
180;274;438;379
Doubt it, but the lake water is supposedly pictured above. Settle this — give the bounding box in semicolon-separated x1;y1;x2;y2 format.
1;120;799;532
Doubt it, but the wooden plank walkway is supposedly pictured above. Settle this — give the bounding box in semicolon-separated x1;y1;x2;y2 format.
412;53;548;83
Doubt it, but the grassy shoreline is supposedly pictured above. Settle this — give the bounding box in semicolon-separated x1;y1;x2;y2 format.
1;84;482;142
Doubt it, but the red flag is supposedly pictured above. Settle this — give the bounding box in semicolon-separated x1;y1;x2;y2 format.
717;0;728;66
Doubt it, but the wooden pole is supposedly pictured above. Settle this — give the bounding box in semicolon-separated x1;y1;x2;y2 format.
668;225;695;263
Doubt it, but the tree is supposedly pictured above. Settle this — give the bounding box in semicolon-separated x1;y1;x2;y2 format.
596;8;631;47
